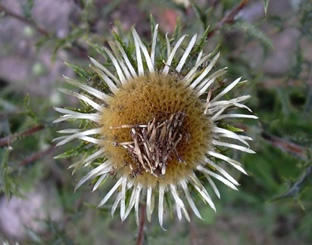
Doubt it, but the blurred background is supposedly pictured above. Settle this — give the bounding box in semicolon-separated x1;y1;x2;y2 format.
0;0;311;244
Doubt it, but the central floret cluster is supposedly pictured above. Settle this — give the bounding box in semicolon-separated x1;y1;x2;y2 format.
101;74;212;187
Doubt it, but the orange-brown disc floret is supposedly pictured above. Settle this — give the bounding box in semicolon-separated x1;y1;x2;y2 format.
101;74;213;187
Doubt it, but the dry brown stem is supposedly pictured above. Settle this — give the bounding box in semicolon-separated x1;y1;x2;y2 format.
207;0;250;39
19;144;56;166
136;203;146;245
0;4;50;37
0;125;45;147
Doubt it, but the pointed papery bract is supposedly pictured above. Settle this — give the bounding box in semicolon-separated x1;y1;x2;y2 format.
54;24;257;227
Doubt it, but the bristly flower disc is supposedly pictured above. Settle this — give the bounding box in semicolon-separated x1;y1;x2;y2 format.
54;25;257;228
101;74;213;187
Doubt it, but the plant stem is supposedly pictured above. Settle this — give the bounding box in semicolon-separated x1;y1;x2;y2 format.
19;144;56;166
0;125;44;147
0;4;50;37
189;211;198;245
136;204;146;245
207;0;250;39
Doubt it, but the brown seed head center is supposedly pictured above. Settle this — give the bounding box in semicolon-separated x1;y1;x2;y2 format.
112;111;186;178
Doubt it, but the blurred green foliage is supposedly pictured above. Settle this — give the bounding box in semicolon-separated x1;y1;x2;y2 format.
0;0;312;244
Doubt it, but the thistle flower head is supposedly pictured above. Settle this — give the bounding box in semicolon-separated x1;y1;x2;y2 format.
54;25;257;228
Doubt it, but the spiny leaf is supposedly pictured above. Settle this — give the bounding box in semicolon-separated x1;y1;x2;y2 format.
65;62;92;79
232;21;273;51
101;0;123;17
150;14;156;32
112;32;136;68
299;0;312;38
223;124;245;133
274;166;312;201
54;143;92;159
24;94;38;122
289;42;303;79
165;191;174;219
21;0;34;20
52;28;86;61
263;0;270;15
0;148;18;197
73;0;85;9
172;17;182;40
191;0;207;28
35;35;50;51
194;25;210;54
87;41;108;59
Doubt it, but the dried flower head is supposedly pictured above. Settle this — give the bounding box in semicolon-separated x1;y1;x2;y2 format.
54;25;257;228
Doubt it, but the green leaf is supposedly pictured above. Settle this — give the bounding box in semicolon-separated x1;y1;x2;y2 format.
24;94;38;122
165;191;174;219
0;148;18;197
194;25;210;54
54;143;92;159
200;205;216;224
232;21;273;51
274;166;312;202
35;36;50;51
223;124;245;133
21;0;35;20
112;32;136;68
150;14;156;33
101;0;123;17
65;62;92;79
191;1;207;28
73;0;85;9
298;0;312;39
263;0;270;15
172;17;182;40
87;41;108;59
52;28;86;61
289;42;303;79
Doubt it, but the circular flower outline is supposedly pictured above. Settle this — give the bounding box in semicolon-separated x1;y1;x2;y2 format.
54;24;257;228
